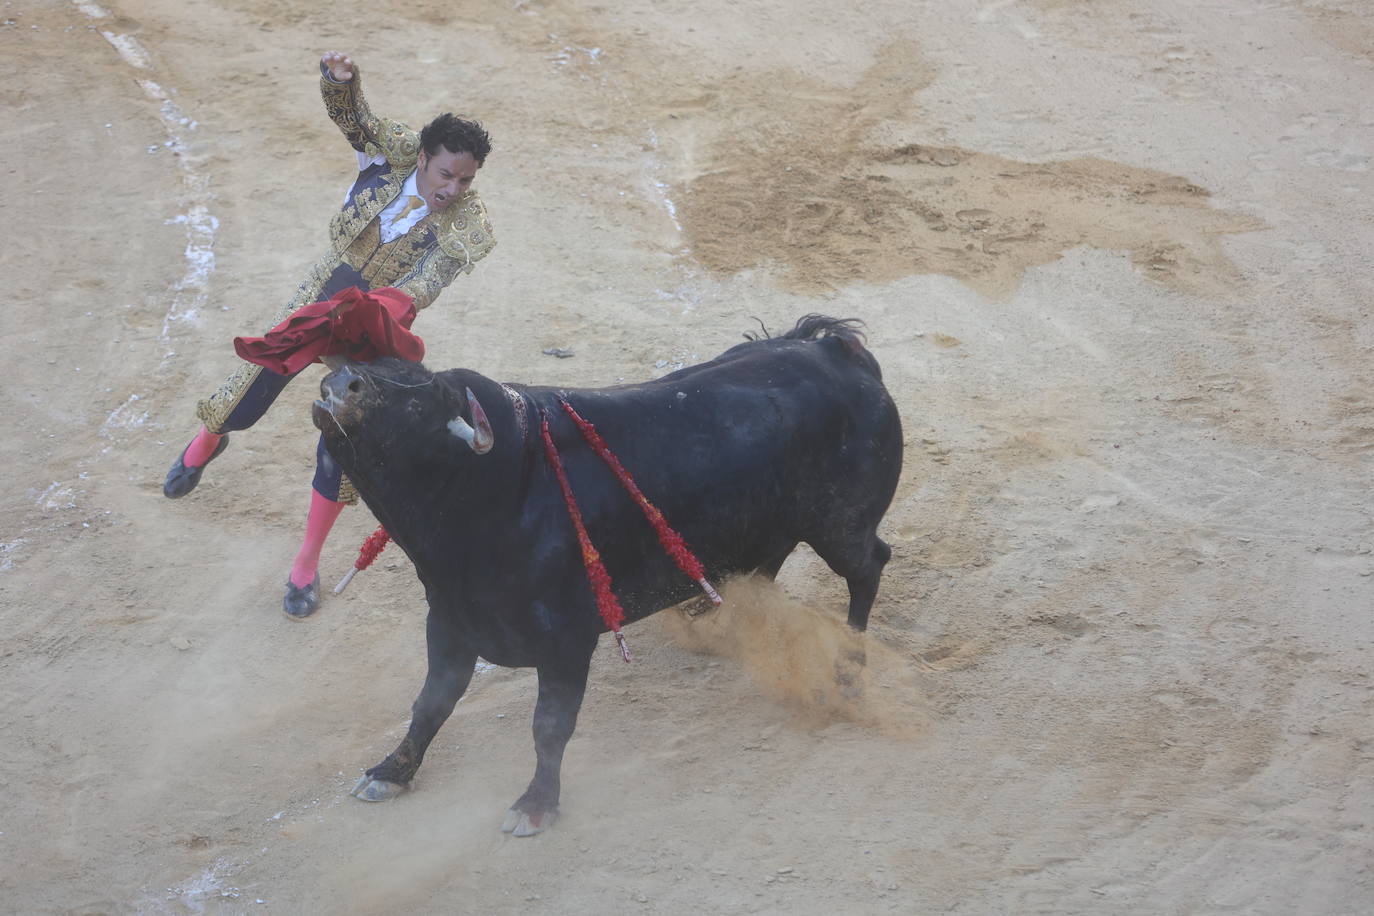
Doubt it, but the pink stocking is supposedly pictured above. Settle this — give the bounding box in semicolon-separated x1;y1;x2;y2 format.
183;426;224;468
290;490;346;588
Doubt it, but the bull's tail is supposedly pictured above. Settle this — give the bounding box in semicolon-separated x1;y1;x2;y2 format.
745;314;878;374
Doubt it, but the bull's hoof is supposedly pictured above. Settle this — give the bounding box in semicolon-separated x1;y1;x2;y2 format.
679;594;718;618
349;775;406;802
501;807;558;837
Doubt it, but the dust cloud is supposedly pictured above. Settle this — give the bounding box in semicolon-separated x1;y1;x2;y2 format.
662;576;930;738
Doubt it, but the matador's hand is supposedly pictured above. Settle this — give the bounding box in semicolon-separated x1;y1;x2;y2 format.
321;51;355;82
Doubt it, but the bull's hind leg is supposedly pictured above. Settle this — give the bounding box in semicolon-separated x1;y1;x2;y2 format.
809;533;892;632
805;533;890;701
504;634;595;837
757;541;798;580
845;537;892;632
351;611;477;802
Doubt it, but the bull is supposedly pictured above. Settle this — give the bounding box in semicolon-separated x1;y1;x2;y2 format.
311;315;903;835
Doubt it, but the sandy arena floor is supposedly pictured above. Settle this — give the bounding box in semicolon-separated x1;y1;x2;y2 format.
3;0;1373;912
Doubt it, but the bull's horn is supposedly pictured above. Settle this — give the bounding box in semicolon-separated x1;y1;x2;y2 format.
448;387;495;454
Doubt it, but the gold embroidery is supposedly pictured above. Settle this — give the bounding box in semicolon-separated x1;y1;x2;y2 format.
320;68;372;154
320;66;420;168
397;241;468;311
329;171;406;251
341;219;382;271
195;359;261;433
437;192;496;269
337;474;359;506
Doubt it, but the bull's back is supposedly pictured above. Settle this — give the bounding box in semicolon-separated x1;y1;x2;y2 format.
526;336;901;616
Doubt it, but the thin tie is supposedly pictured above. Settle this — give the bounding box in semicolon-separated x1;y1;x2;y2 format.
388;195;424;227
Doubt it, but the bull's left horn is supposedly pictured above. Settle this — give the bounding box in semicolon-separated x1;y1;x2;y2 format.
448;387;495;454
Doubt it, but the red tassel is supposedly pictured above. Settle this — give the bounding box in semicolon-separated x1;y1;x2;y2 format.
559;399;721;605
335;525;391;594
541;414;629;651
357;526;391;568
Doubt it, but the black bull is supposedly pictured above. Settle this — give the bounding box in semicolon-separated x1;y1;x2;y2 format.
311;315;903;835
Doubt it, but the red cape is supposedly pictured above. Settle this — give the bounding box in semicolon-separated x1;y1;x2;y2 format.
233;286;424;375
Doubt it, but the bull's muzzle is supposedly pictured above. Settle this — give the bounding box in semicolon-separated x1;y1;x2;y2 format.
316;365;368;420
313;363;370;432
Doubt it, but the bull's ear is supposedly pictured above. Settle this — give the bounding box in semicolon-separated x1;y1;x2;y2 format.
448;386;494;454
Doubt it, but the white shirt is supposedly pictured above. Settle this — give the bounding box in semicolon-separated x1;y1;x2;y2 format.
352;152;431;243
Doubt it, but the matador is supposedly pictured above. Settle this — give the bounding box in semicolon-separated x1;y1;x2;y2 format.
163;51;496;619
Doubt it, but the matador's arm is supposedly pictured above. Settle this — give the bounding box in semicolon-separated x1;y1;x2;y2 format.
318;53;421;165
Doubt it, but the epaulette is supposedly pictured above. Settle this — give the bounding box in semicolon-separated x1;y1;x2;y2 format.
374;118;420;171
437;191;496;272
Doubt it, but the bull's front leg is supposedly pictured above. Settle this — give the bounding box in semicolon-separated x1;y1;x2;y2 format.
351;611;477;802
502;640;594;837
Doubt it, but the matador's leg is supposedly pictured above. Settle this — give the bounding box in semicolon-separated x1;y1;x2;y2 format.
281;434;359;619
197;361;296;435
164;259;329;499
163;361;297;499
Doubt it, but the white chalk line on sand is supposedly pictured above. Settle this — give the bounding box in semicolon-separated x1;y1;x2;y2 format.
977;0;1042;40
71;1;218;429
640;127;708;314
542;36;698;311
0;4;223;576
0;539;24;573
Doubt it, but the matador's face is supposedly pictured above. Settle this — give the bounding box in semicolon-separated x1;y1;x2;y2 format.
416;148;480;213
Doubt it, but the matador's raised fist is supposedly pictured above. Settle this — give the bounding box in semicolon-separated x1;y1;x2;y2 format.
320;51;354;82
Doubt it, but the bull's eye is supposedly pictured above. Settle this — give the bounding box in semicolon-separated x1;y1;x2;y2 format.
347;378;364;394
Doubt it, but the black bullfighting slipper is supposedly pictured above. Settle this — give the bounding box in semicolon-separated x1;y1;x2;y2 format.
162;435;229;499
282;574;321;620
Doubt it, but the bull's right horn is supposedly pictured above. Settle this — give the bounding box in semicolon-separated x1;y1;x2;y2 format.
448;387;495;454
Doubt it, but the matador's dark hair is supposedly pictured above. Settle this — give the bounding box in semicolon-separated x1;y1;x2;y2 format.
420;113;492;165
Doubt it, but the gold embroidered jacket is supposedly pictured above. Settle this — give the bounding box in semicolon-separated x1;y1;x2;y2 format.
267;64;496;327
